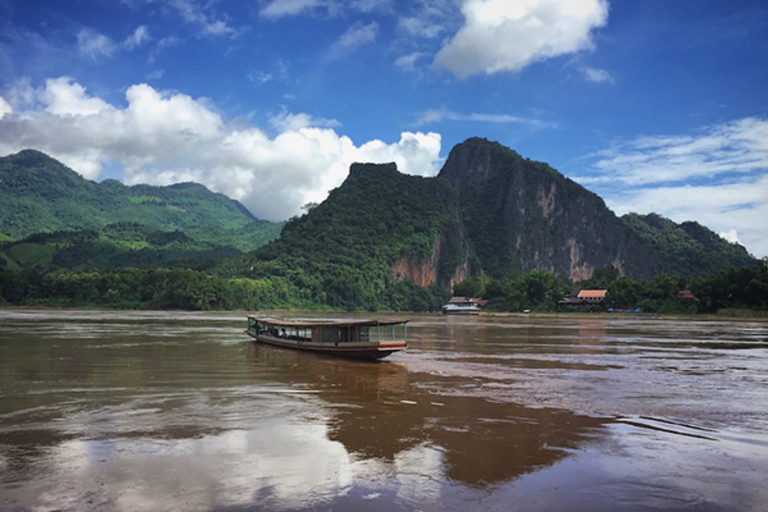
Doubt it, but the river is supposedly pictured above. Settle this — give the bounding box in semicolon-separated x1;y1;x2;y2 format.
1;309;767;511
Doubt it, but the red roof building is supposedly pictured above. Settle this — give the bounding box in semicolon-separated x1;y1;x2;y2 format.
577;290;608;303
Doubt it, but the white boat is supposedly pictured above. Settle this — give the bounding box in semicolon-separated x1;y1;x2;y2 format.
441;304;480;315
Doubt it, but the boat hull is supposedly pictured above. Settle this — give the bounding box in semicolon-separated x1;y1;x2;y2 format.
245;329;405;360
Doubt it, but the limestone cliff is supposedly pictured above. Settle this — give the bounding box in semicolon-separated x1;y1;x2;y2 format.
439;138;661;280
390;218;471;289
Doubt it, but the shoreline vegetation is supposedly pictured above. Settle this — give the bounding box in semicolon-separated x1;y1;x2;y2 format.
2;305;767;325
1;260;766;316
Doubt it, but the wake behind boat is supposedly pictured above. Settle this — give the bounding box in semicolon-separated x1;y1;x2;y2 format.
245;316;408;360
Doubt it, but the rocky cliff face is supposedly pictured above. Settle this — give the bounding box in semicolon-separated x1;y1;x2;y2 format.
390;217;471;289
439;138;662;280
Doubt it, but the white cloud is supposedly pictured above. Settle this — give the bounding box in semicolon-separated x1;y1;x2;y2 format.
581;66;614;84
147;69;165;80
719;229;740;244
583;117;768;186
416;107;556;129
269;110;341;132
77;28;116;58
43;77;112;116
579;118;768;257
123;25;150;50
329;22;379;57
0;97;11;119
248;60;290;85
394;52;427;72
202;20;236;37
170;0;237;37
434;0;609;78
259;0;390;19
260;0;325;19
0;77;443;222
398;15;445;39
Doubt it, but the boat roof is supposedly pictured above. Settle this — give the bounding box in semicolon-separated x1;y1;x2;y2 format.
248;316;409;328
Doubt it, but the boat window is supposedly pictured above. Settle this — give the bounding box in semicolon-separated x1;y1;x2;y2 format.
323;327;338;344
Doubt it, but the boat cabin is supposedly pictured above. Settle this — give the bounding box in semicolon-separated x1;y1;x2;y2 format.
246;316;408;350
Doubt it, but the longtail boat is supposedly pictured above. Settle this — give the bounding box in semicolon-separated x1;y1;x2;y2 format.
245;316;408;360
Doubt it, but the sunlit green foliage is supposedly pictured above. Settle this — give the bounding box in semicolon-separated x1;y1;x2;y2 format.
452;261;768;315
621;213;755;277
0;149;282;255
215;163;456;311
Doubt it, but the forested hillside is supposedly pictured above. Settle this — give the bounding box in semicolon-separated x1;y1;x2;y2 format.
0;149;282;250
0;150;282;270
621;213;755;277
215;162;458;310
0;141;759;313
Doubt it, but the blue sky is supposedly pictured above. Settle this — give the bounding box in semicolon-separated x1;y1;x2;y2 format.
1;0;767;257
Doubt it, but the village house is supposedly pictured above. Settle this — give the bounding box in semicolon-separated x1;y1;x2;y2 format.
577;289;608;304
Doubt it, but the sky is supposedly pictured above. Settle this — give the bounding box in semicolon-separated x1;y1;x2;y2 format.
0;0;767;257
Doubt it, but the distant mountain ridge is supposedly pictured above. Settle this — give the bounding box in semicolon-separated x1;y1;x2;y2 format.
0;149;282;270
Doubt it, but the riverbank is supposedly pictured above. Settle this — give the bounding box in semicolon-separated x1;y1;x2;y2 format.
481;309;768;323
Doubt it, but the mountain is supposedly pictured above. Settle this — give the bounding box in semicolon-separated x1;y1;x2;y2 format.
215;162;462;309
621;213;755;277
439;138;662;280
0;222;246;272
220;138;754;305
3;142;753;302
0;149;282;268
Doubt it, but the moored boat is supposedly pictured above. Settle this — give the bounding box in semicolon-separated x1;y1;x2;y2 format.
245;316;408;360
441;304;480;315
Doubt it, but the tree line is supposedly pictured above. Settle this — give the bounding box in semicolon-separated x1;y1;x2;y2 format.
0;266;449;312
453;260;767;315
1;260;765;314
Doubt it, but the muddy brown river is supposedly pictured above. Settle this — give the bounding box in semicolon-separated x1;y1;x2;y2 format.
1;309;767;511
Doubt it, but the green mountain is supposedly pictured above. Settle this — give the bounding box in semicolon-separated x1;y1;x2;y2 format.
219;138;754;307
0;149;282;269
215;162;461;309
0;222;245;272
2;142;753;309
621;213;755;277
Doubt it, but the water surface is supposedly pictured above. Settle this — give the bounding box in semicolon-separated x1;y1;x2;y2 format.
1;310;767;511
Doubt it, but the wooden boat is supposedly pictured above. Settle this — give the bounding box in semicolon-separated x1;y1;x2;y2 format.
245;316;408;360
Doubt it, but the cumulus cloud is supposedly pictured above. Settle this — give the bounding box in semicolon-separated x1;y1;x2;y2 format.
0;97;11;119
268;109;341;132
719;229;740;244
43;77;112;116
434;0;609;78
579;118;768;257
0;78;443;222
